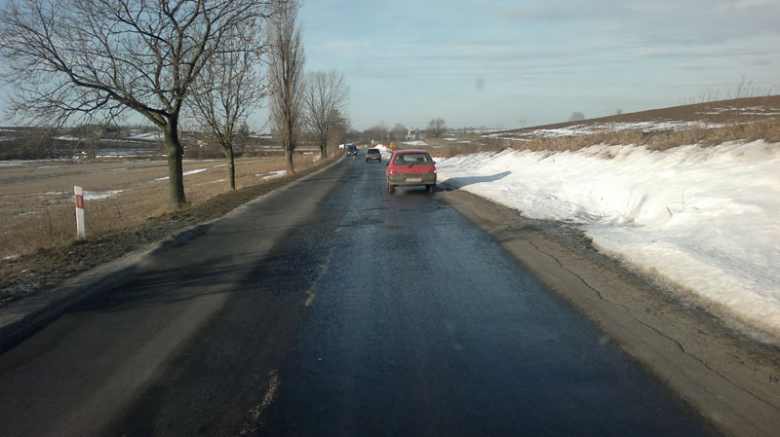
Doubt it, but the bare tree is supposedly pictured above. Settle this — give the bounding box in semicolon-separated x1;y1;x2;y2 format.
569;111;585;122
363;123;388;143
23;125;61;159
73;122;108;159
392;123;407;142
234;120;251;156
266;0;305;174
189;26;265;190
0;0;274;205
303;70;349;158
327;109;350;151
427;118;446;138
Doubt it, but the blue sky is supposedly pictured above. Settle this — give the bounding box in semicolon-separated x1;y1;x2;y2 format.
1;0;778;131
298;0;780;130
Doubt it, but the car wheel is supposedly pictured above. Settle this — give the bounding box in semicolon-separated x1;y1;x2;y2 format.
427;184;436;194
387;182;395;194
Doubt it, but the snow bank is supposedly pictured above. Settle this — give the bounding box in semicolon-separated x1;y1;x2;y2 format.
372;143;394;158
437;141;780;335
403;140;429;146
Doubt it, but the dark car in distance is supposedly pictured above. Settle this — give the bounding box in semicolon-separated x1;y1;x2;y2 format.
366;148;381;163
347;145;358;156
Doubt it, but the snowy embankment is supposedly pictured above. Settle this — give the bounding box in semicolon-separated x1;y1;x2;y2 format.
373;143;394;159
437;141;780;335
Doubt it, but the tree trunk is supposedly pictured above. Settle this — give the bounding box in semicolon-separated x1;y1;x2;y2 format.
164;122;186;205
226;146;236;190
320;141;327;159
285;145;295;174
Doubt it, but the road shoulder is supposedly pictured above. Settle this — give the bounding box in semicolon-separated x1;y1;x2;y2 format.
440;188;780;437
0;156;345;353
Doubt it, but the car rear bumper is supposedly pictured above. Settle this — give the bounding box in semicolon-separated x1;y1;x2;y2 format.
387;174;437;186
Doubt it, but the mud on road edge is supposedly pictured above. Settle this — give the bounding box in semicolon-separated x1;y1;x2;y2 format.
439;187;780;437
0;156;344;354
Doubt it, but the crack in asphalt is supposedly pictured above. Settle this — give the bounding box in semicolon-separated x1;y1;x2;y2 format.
305;245;335;307
526;238;780;413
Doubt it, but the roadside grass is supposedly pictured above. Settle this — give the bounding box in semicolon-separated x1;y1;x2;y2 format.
0;154;322;260
427;116;780;159
0;152;335;305
428;141;505;158
519;117;780;152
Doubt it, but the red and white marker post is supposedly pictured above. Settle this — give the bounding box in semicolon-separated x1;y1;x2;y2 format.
74;185;86;240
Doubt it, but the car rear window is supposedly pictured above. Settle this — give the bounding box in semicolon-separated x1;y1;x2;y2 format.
394;153;431;165
367;149;379;154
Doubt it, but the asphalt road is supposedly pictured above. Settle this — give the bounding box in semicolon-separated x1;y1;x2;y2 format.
0;151;721;437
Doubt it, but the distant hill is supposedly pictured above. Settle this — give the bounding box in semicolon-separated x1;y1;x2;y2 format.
500;95;780;136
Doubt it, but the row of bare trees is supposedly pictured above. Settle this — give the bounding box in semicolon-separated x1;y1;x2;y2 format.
358;118;447;143
0;0;350;204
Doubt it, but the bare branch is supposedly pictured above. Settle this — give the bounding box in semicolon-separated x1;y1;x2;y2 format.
303;70;349;158
189;24;265;190
1;0;279;204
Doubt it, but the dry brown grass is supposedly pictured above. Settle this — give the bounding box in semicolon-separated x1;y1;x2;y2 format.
426;96;780;158
0;154;324;259
427;141;506;159
498;118;780;154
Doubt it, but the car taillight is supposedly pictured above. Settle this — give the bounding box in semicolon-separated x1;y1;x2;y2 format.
431;168;437;174
389;169;398;175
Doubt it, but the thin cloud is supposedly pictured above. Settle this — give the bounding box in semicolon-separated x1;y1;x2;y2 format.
301;0;780;128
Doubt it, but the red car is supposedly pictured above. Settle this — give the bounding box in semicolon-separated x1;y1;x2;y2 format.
385;150;437;194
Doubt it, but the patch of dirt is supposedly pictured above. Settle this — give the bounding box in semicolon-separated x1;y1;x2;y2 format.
0;160;335;308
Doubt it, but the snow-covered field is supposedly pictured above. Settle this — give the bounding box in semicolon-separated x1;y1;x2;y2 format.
696;106;780;116
489;120;724;140
437;140;780;337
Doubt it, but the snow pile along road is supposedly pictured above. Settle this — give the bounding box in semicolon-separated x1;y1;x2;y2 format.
373;143;394;159
437;141;780;335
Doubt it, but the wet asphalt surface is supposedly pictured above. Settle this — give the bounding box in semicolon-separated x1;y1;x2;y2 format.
0;151;720;436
